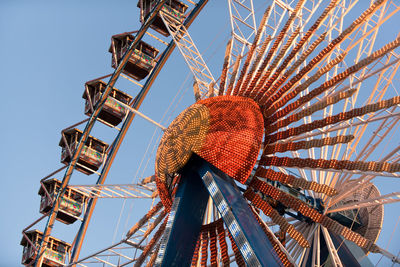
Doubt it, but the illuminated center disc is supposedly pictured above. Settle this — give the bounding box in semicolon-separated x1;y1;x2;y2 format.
155;96;264;209
155;104;210;184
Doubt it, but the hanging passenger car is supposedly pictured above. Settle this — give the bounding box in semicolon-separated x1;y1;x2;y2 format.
59;128;109;175
138;0;188;37
109;32;159;81
83;80;133;126
38;178;87;224
20;230;71;267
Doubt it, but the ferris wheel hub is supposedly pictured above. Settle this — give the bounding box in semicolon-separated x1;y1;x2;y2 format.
155;95;264;209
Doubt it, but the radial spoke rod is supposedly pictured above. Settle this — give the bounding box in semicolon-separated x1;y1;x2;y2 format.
117;100;166;131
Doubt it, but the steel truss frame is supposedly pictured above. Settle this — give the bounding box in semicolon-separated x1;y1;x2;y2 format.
68;204;165;266
68;183;156;199
224;0;258;90
159;6;219;99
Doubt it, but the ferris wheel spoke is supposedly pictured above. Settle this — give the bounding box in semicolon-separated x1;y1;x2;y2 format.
159;11;218;99
310;0;351;38
218;39;233;94
283;53;400;135
328;177;376;208
292;242;311;265
300;248;311;267
68;183;156;199
261;154;400;178
135;215;168;266
225;0;257;89
328;161;400;207
70;203;165;266
131;211;167;246
244;189;310;247
247;0;307;99
224;0;277;95
126;202;165;238
282;106;400;143
262;2;393;120
286;222;309;254
336;143;400;187
249;0;331;101
352;107;400;165
266;0;324;61
265;133;355;152
291;245;306;264
225;54;242;95
329;57;400;188
299;224;318;265
289;0;400;186
288;151;320;194
376;247;400;264
328;191;400;214
254;167;337;196
344;1;400;56
239;9;287;97
265;45;400;126
256;216;297;265
228;0;257;43
312;0;359;87
340;54;400;174
321;227;344;267
265;162;400;179
69;239;141;266
233;6;271;95
337;116;400;184
311;226;321;267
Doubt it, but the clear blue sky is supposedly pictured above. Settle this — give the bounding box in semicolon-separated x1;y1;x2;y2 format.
1;1;399;266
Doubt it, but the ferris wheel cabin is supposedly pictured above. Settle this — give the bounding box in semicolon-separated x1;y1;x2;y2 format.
38;179;87;224
109;33;159;81
83;80;133;126
20;230;71;267
138;0;188;36
59;128;109;175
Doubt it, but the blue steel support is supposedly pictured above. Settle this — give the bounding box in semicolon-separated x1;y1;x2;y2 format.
156;154;284;266
155;160;209;266
195;154;283;267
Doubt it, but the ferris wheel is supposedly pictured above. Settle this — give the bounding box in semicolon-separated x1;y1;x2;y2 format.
20;0;400;266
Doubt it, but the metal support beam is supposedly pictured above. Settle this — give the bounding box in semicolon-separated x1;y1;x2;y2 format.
68;183;156;199
193;154;282;266
154;158;210;266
